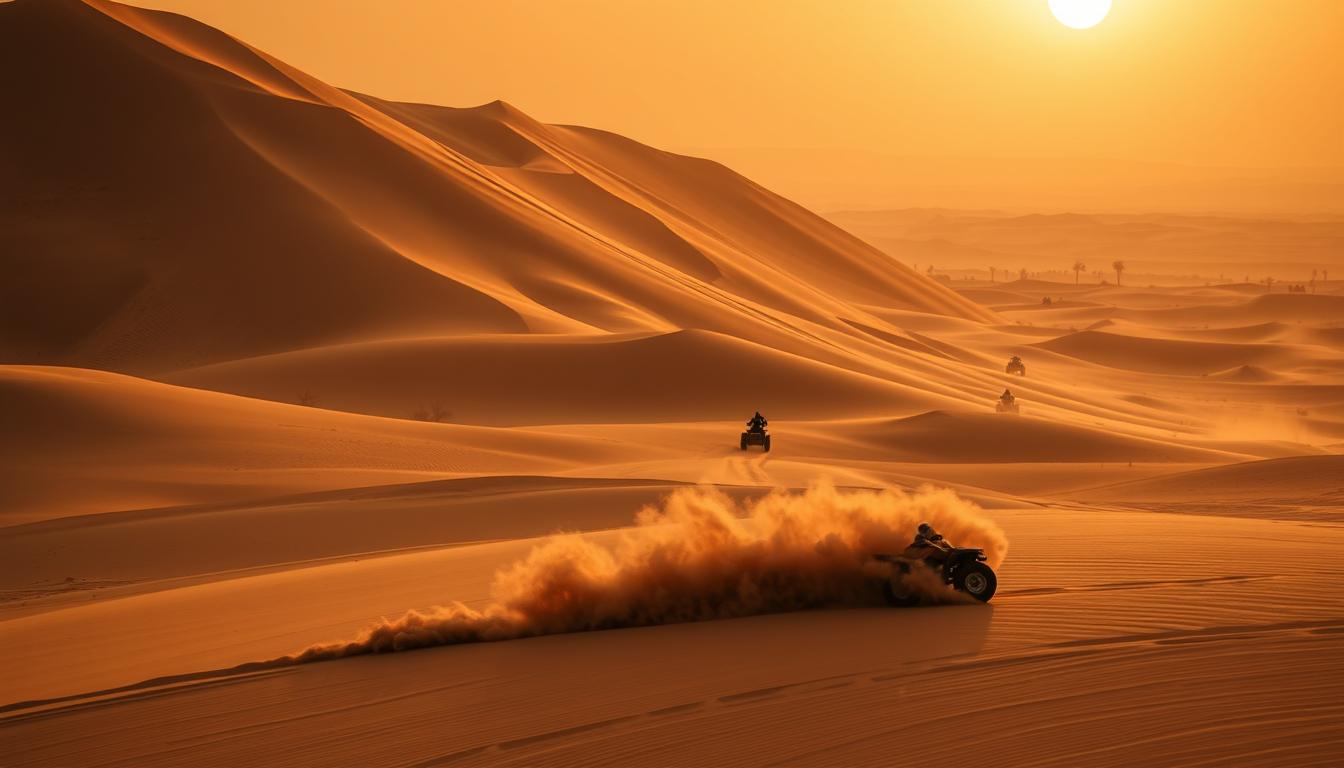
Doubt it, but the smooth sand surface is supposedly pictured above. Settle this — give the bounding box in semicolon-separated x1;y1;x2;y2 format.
5;508;1341;767
1;1;1342;766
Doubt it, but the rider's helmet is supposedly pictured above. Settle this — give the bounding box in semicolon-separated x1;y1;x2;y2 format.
917;522;934;536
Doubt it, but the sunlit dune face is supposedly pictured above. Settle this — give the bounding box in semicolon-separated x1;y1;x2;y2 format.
1048;0;1112;29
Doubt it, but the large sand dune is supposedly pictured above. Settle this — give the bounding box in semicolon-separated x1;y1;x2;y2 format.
2;1;1342;766
1;0;990;377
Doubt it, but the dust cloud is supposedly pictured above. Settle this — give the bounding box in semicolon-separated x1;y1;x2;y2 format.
292;483;1007;662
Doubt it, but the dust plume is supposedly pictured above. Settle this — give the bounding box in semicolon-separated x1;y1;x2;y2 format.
291;483;1007;662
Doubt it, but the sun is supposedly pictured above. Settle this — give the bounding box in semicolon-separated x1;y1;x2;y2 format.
1048;0;1112;29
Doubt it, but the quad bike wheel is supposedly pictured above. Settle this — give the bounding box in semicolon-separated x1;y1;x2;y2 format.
881;577;919;607
880;560;918;606
763;435;771;452
954;562;998;602
740;434;747;450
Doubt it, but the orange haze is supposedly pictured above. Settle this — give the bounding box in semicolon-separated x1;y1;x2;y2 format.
123;0;1344;213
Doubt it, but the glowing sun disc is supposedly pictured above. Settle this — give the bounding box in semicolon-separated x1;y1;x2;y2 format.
1048;0;1112;29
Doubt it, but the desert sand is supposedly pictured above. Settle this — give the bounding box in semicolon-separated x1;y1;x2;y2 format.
2;1;1342;766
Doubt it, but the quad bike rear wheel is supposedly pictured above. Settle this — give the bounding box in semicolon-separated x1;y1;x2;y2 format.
954;562;997;602
763;435;771;452
740;434;747;450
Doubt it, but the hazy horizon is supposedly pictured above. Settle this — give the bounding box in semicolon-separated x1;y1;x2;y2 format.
122;0;1344;215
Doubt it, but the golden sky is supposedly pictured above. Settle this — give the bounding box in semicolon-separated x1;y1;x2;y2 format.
127;0;1342;211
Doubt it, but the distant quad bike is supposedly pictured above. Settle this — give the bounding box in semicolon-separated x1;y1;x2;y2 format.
874;546;998;605
996;398;1020;414
740;428;771;452
1005;356;1026;376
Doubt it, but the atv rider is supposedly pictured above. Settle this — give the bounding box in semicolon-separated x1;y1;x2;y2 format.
746;411;768;434
908;521;951;554
1000;389;1016;407
903;521;956;564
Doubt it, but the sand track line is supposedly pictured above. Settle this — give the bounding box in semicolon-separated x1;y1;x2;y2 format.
1042;617;1344;651
400;625;1342;767
0;667;297;724
998;573;1274;597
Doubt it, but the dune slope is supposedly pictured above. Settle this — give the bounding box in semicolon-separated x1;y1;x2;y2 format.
0;0;992;378
0;365;633;524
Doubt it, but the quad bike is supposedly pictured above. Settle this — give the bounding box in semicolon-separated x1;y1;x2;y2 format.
874;546;997;604
1005;356;1026;376
740;428;771;452
995;398;1020;414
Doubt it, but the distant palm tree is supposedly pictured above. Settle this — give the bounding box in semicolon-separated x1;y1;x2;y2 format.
1112;260;1126;286
1264;276;1276;293
1019;267;1028;281
1073;260;1086;284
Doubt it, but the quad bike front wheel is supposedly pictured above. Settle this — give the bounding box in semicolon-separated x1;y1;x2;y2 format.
954;562;997;602
763;435;771;452
740;434;747;450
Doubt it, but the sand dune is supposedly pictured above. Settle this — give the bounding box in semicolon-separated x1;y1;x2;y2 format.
833;410;1236;463
1072;455;1344;520
3;2;1343;767
0;365;631;524
953;287;1041;305
1166;321;1294;343
1;0;990;377
1034;330;1302;375
163;330;951;425
1208;364;1287;383
1131;293;1344;326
